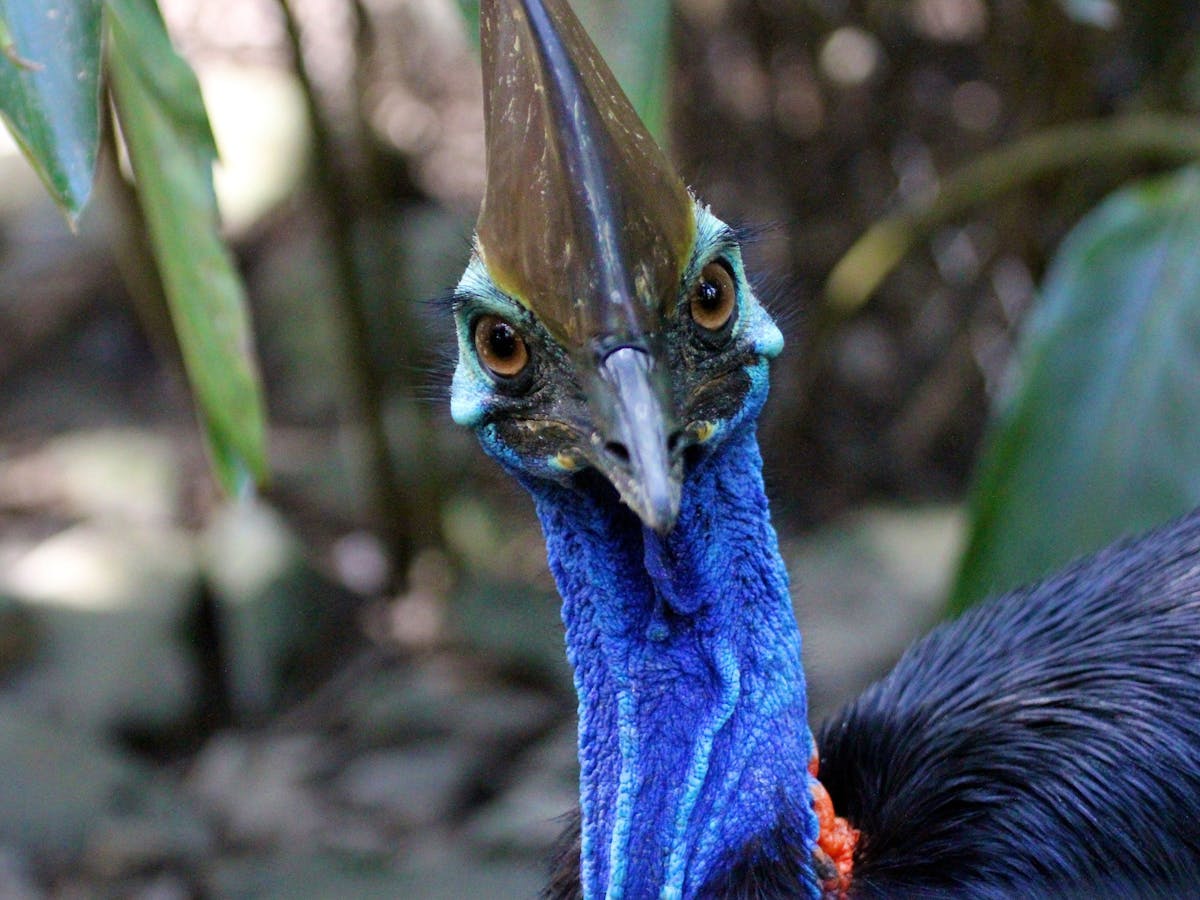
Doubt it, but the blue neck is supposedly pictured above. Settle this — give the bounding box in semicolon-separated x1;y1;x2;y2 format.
527;426;819;898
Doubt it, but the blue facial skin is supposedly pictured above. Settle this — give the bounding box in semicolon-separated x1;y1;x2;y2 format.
452;204;819;899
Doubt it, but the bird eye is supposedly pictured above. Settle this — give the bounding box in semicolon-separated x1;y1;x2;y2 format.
473;315;530;379
689;261;737;336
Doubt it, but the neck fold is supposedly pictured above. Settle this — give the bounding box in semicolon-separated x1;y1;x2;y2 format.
528;427;819;898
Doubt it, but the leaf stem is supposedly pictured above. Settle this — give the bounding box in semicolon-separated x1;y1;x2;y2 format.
824;113;1200;316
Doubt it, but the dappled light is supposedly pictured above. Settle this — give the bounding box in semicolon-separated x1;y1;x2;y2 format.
818;27;883;88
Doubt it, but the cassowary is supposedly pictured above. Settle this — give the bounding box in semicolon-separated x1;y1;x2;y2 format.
448;1;1200;896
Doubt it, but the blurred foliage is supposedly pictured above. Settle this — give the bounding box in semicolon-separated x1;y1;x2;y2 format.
792;1;1200;609
0;0;266;495
951;166;1200;611
817;103;1200;612
824;113;1200;316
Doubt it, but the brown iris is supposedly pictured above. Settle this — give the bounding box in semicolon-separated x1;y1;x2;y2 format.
473;315;530;378
689;262;737;333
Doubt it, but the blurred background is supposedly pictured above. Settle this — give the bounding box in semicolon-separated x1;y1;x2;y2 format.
1;0;1198;896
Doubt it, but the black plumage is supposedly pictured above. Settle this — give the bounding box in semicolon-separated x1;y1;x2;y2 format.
818;510;1200;897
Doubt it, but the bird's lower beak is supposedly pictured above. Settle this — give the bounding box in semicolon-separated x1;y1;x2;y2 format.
589;346;682;534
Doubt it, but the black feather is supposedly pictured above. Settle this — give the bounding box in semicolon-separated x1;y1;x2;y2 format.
818;509;1200;897
727;220;784;247
420;287;463;315
694;797;822;899
542;810;582;900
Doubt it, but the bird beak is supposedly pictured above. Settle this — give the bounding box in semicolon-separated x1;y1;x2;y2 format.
590;345;681;534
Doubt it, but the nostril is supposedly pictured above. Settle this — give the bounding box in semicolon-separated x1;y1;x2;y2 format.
604;441;631;464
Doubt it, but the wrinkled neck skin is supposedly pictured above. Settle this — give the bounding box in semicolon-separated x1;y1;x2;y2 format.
525;424;819;899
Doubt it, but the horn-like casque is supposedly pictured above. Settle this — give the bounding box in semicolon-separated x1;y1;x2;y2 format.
477;0;695;357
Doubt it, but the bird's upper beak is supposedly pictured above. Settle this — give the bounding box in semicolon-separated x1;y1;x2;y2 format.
591;345;681;533
475;0;695;533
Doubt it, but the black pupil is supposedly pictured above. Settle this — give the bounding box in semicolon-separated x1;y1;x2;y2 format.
698;279;722;310
489;321;518;359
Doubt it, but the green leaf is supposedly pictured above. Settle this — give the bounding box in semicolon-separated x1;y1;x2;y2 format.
950;166;1200;613
106;0;267;494
0;0;102;220
454;0;479;47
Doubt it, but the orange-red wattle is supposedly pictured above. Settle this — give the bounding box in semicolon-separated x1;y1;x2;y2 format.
810;754;858;898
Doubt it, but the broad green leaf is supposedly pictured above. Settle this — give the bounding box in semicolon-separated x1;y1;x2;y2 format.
950;166;1200;612
455;0;673;141
106;0;267;494
0;0;102;220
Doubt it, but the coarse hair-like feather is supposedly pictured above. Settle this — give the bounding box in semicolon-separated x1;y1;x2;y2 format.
818;509;1200;897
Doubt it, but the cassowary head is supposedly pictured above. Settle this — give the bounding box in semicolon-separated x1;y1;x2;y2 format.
450;0;784;533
